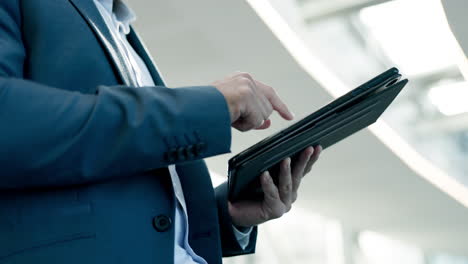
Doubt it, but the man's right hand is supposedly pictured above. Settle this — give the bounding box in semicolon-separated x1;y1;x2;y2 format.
212;72;295;132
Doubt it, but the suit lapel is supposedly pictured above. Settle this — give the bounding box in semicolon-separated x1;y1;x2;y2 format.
69;0;138;86
128;27;166;86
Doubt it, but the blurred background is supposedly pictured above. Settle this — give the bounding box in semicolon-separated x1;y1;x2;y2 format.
129;0;468;263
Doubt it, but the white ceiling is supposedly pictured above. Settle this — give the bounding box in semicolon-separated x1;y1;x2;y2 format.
129;0;468;255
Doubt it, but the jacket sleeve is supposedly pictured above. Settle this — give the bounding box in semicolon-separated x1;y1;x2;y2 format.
0;1;232;189
215;182;258;257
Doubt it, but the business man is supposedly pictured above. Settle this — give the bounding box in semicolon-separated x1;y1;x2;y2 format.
0;0;321;263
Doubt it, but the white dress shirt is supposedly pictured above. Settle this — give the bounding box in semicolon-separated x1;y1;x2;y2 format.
93;1;251;263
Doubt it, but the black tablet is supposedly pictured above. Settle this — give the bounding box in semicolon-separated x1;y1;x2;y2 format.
228;68;408;201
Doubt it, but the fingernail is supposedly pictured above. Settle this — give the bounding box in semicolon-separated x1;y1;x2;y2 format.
286;158;291;168
263;172;270;182
308;147;314;157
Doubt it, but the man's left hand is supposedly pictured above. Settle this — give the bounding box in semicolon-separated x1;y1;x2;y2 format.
228;145;322;228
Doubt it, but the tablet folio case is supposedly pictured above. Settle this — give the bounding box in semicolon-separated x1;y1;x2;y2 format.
228;68;408;201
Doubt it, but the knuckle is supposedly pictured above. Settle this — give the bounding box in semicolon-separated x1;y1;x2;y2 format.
292;193;298;203
281;183;292;193
238;72;253;80
239;82;254;95
260;210;269;222
237;90;250;102
266;192;278;201
238;77;252;87
248;116;261;128
280;205;288;216
272;210;283;219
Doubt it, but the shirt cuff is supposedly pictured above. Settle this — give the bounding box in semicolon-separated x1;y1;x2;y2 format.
232;225;253;250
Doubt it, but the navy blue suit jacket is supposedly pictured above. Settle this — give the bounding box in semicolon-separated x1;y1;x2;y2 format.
0;0;257;263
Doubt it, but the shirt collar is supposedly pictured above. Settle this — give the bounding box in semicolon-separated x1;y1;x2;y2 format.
97;0;136;34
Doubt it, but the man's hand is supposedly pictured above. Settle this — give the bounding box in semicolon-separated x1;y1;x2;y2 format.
228;146;322;228
212;72;294;131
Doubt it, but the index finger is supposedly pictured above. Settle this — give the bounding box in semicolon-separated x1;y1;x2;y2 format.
255;80;295;121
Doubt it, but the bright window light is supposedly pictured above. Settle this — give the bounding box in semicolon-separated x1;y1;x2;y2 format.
428;81;468;116
247;0;468;209
360;0;460;76
325;220;345;264
359;231;424;264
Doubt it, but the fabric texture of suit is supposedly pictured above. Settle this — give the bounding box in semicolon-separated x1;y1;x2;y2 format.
0;0;258;263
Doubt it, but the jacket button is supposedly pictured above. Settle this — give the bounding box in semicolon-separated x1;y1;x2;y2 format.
153;215;172;232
